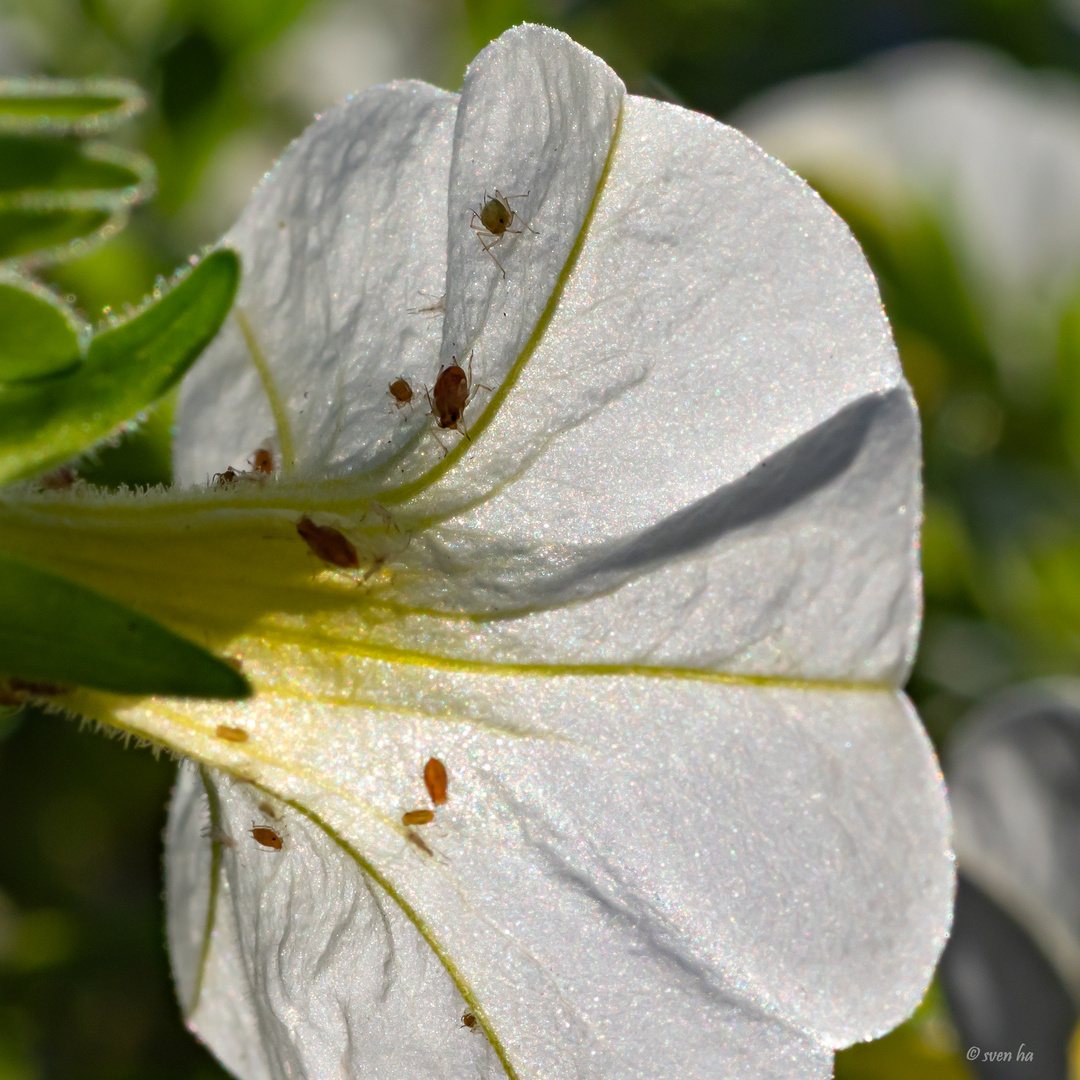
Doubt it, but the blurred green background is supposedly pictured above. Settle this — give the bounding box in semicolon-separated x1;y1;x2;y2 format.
3;0;1080;1075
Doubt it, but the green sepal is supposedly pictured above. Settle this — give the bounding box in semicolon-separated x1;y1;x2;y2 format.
0;551;250;698
0;277;85;383
0;77;146;137
0;249;239;487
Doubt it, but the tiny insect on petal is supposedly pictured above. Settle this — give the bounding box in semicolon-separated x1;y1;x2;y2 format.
251;448;274;474
424;757;448;804
402;809;435;826
431;366;469;429
250;825;283;850
296;515;359;569
461;1012;478;1030
388;377;414;406
405;829;434;857
215;725;248;742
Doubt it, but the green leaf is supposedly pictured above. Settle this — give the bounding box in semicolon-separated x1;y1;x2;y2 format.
0;206;115;263
0;139;154;266
0;552;250;698
0;249;240;487
0;278;84;383
0;77;146;137
0;136;148;198
0;78;154;266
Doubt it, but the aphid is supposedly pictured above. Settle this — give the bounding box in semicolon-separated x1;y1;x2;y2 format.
427;353;489;444
297;515;359;569
250;824;283;851
250;448;274;474
213;466;240;486
405;829;434;857
215;724;248;743
402;809;435;826
461;1013;478;1030
470;190;536;276
430;364;469;432
407;293;446;318
203;825;237;849
424;757;448;805
40;466;76;490
388;377;414;407
7;678;66;697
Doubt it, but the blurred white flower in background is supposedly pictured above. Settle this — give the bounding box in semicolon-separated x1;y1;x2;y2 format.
736;42;1080;396
184;0;442;239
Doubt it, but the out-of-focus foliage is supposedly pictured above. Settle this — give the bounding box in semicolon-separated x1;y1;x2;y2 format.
4;0;1080;1075
0;70;247;708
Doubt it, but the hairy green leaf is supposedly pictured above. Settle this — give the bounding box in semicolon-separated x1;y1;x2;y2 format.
0;77;146;137
0;207;114;263
0;249;240;486
0;278;84;383
0;552;249;697
0;137;147;198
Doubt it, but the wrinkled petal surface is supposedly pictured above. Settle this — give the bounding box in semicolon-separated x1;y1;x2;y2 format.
2;24;954;1080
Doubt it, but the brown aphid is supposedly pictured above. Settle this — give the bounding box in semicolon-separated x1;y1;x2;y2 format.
402;809;435;826
424;757;448;805
40;465;76;490
297;515;359;569
388;377;414;407
431;364;469;432
461;1012;478;1030
7;678;67;697
215;724;249;743
251;448;274;474
470;189;536;276
428;351;490;445
250;824;283;851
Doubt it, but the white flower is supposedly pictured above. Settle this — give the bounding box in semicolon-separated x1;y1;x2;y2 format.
735;42;1080;385
10;24;952;1080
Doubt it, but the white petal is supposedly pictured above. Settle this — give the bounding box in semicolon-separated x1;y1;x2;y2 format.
174;81;458;485
377;96;917;681
438;25;624;392
140;663;952;1077
735;42;1080;376
165;763;505;1080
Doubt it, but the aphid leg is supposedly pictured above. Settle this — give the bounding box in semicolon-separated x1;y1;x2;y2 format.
469;220;506;275
481;235;506;276
500;190;538;234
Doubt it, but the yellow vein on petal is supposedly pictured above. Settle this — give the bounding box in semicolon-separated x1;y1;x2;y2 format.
234;306;297;474
189;765;227;1018
377;101;628;508
88;707;521;1079
254;625;891;692
279;799;522;1080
